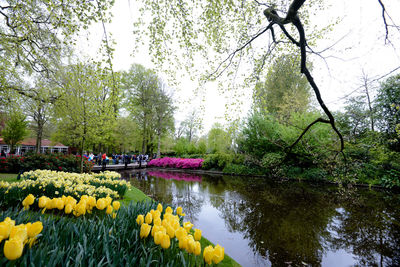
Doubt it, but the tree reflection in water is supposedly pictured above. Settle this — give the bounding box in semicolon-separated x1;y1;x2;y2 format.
123;170;400;267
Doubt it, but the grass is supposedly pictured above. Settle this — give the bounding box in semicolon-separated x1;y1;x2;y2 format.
196;231;242;267
0;173;19;183
122;186;152;205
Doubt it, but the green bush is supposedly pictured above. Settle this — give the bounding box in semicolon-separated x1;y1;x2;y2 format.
0;154;94;173
261;152;285;169
202;153;243;170
380;169;400;189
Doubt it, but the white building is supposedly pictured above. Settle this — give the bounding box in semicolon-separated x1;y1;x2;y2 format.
0;138;68;155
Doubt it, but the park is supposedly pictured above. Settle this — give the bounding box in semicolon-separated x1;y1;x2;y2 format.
1;0;400;266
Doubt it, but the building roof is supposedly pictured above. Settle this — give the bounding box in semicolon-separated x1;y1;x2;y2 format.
0;138;68;147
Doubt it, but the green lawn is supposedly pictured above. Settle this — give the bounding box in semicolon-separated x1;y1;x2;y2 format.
0;173;19;183
122;186;152;204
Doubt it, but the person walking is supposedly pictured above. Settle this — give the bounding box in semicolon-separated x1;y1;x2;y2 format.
102;152;107;171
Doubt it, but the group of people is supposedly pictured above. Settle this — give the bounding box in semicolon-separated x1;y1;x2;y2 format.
83;152;151;170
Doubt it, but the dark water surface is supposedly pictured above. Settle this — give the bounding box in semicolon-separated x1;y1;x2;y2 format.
120;169;400;267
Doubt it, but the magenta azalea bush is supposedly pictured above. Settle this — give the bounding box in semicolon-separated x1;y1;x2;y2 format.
147;171;202;182
147;157;203;169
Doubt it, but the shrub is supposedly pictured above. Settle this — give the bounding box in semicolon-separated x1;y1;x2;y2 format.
147;157;203;169
202;153;243;171
0;153;94;173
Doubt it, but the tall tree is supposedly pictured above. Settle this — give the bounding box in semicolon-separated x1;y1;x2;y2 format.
122;64;159;154
53;62;115;171
181;110;202;143
0;0;114;96
153;84;175;157
375;74;400;151
1;112;29;154
253;53;311;121
207;123;232;153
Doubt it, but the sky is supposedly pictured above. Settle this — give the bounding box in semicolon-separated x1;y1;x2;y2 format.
76;0;400;134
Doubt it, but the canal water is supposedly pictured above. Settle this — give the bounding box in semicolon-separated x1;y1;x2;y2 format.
120;169;400;267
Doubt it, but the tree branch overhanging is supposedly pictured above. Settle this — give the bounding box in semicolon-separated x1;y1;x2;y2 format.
263;0;345;154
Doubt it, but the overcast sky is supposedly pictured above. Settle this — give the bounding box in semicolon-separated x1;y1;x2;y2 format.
76;0;400;133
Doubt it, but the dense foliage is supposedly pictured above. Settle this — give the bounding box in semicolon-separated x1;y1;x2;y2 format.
0;154;93;173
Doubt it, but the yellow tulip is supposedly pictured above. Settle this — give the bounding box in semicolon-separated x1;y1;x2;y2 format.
176;206;185;216
3;238;24;260
136;215;144;225
27;221;43;238
4;217;15;228
145;213;153;224
212;244;225;264
65;204;73;214
203;245;214;265
112;201;120;211
157;203;163;213
88;196;97;207
140;223;151;239
105;196;112;206
160;233;170;249
153;210;161;219
179;235;188;250
75;203;86;216
106;205;113;215
194;228;202;241
24;194;35;205
9;225;27;242
166;224;175;238
183;221;193;232
38;196;48;208
56;198;64;210
175;227;186;241
153;217;161;226
154;230;163;245
96;199;106;210
194;241;201;256
187;236;195;254
0;221;13;240
151;225;160;237
165;206;173;214
112;212;117;219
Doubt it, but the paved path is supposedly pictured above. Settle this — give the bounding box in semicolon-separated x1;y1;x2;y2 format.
92;162;147;171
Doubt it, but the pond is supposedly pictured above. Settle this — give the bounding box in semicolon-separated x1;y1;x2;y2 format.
120;169;400;267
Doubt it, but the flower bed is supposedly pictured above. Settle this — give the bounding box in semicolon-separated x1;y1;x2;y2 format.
147;157;203;169
0;154;94;173
0;170;129;206
0;202;229;265
136;203;225;265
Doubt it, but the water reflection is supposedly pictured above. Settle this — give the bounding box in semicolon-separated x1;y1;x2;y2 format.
121;170;400;267
147;170;202;182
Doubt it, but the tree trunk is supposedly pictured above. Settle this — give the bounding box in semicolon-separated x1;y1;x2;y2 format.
157;132;161;158
36;121;43;154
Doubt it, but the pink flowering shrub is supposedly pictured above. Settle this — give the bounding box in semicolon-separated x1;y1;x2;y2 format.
147;157;203;169
147;171;202;182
